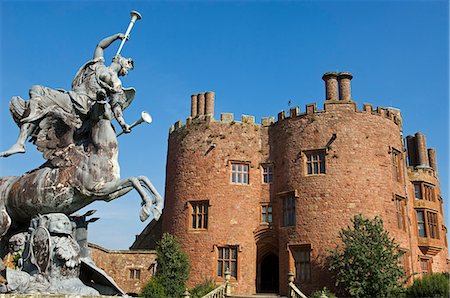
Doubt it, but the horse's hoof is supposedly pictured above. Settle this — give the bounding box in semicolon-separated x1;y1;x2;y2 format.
0;144;25;158
139;207;150;222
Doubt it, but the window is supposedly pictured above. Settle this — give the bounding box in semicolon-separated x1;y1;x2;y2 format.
416;210;439;239
417;210;426;237
292;246;311;282
423;184;435;201
398;250;410;278
231;163;249;185
283;196;296;226
420;257;432;275
305;150;325;175
261;204;272;223
395;196;406;230
413;182;435;201
414;184;421;199
129;268;141;280
392;149;402;182
217;246;238;279
427;212;439;239
190;201;209;230
262;164;273;184
148;262;157;276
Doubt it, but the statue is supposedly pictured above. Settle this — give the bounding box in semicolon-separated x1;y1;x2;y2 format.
0;32;132;158
0;11;161;295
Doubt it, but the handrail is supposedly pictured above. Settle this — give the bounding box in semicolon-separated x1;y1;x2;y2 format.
189;269;231;298
288;271;308;298
288;281;308;298
201;283;227;298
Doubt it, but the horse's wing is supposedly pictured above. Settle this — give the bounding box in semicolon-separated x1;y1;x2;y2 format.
32;111;83;167
72;58;104;89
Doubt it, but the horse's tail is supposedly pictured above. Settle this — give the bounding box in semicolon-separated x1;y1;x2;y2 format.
0;176;18;236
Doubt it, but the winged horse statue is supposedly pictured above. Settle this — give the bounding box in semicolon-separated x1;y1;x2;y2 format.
0;18;162;240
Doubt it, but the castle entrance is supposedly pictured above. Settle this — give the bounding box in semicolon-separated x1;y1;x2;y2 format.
257;253;279;293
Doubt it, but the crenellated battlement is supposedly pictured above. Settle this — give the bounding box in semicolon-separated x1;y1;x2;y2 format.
169;101;402;134
170;71;404;134
169;113;275;133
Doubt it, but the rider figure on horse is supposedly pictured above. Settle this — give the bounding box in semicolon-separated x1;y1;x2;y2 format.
0;33;134;158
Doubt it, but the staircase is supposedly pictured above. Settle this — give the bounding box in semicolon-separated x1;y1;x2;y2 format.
229;294;286;298
187;271;306;298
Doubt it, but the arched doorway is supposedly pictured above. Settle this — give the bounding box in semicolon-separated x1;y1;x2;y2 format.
258;253;279;293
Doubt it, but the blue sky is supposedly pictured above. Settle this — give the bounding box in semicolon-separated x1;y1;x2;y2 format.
0;1;448;249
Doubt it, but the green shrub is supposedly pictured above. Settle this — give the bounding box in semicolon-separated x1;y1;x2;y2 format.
406;272;449;298
327;214;405;298
310;287;337;298
141;279;166;298
190;279;217;298
140;233;190;298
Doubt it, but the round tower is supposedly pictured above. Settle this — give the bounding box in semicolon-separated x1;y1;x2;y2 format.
163;98;271;294
269;95;408;294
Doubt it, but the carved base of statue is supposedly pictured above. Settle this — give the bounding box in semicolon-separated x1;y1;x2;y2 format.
0;212;125;296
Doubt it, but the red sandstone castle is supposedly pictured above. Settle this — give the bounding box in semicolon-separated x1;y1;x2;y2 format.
131;72;449;296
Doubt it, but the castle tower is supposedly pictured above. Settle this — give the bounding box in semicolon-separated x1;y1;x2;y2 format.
140;73;448;296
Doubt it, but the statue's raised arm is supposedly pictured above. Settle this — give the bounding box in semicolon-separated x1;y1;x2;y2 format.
93;33;126;60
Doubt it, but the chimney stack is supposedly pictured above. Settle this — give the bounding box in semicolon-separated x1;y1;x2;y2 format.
337;72;353;101
406;135;418;166
197;93;205;117
322;72;339;101
205;91;215;117
191;94;198;118
415;132;429;168
428;148;438;173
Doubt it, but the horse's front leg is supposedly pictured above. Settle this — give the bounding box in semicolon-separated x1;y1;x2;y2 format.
99;178;154;222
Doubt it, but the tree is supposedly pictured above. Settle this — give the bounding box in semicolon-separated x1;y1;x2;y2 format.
141;233;190;298
327;214;405;298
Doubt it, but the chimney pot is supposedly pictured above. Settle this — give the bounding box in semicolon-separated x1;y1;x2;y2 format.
322;72;339;101
415;132;429;168
406;135;418;167
338;72;353;101
428;148;438;173
205;91;215;117
197;93;205;116
191;94;198;118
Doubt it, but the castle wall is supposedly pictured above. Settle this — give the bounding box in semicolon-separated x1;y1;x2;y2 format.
156;74;449;296
89;244;157;295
